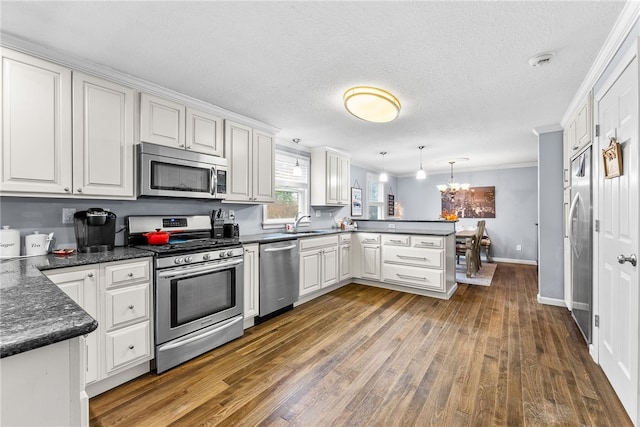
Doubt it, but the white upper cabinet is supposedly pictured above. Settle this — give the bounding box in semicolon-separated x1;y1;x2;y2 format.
565;92;592;161
73;72;135;197
140;94;223;156
186;107;223;156
1;47;72;194
224;120;275;203
139;93;185;149
310;147;351;206
1;48;135;199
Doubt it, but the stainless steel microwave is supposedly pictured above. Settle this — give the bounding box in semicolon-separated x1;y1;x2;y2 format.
138;142;228;200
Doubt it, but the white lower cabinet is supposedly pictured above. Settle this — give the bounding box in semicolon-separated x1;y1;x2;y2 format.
299;235;339;297
243;244;259;322
43;257;153;394
358;233;381;280
382;235;446;292
339;233;352;282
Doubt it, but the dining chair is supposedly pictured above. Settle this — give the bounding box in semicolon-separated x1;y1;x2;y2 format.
456;220;486;277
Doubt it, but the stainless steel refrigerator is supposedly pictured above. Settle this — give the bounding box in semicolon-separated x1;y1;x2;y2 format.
569;147;593;344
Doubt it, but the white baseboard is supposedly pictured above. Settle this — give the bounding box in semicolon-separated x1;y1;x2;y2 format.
537;294;567;308
492;257;537;265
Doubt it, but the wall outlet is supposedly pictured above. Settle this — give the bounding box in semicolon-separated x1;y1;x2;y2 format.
62;208;76;224
329;211;333;217
388;224;396;229
516;244;522;251
315;211;321;217
228;210;235;220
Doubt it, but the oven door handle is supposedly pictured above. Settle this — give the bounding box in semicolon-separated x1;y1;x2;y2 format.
158;259;243;279
157;316;243;352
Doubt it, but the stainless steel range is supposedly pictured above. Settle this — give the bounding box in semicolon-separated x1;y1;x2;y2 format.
127;215;243;374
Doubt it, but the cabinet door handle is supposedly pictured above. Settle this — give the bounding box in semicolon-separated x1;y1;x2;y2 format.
77;188;82;193
64;187;70;192
87;273;94;278
397;273;426;281
397;255;427;261
128;305;134;310
128;345;135;350
128;272;134;277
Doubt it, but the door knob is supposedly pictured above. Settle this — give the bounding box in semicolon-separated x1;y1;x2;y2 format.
617;254;637;267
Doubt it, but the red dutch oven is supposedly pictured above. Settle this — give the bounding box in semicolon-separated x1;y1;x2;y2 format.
142;229;182;245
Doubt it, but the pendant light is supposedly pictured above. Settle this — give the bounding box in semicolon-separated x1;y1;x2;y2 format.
416;146;426;180
292;138;302;177
437;161;469;200
379;152;388;182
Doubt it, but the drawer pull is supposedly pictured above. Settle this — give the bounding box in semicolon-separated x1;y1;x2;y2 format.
390;239;404;243
364;239;377;243
417;241;435;246
397;255;427;261
128;345;135;350
128;272;134;277
128;305;134;310
397;273;426;281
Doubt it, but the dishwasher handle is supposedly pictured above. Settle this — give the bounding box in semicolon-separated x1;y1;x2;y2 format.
263;244;297;252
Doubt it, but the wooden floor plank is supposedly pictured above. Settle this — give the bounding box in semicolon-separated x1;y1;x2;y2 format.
90;263;632;427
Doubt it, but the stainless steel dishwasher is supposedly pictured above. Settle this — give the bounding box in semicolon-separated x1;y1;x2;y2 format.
258;240;299;321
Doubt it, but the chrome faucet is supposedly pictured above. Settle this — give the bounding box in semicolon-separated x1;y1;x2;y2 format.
294;212;311;232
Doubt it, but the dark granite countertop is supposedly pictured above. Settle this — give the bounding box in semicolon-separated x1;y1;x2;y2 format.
239;228;454;245
0;247;153;358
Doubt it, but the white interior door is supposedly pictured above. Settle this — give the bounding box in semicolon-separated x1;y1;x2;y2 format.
597;54;639;423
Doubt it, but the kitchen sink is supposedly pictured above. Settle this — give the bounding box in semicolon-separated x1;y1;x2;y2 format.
260;230;330;240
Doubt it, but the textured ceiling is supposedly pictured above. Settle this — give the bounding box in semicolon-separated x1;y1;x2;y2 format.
0;1;626;175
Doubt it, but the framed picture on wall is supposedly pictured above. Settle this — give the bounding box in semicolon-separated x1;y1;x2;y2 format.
351;187;363;216
387;194;395;216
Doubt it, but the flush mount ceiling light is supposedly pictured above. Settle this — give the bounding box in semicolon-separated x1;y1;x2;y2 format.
292;138;302;176
416;146;426;180
379;151;388;183
343;86;401;123
528;51;555;68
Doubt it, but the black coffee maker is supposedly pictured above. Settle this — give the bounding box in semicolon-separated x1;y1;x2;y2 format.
74;208;117;252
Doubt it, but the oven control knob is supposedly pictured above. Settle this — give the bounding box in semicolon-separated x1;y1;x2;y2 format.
174;257;183;265
184;256;193;263
226;250;235;257
218;252;226;258
203;254;211;260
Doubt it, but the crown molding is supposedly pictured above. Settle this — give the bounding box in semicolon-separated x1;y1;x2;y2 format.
532;124;563;136
560;1;640;127
0;32;280;135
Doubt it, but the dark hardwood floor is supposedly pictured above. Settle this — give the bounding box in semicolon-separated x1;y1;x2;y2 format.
90;263;632;426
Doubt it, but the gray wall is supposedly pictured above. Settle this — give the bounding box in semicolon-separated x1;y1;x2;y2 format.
0;196;342;250
396;166;539;262
537;131;564;300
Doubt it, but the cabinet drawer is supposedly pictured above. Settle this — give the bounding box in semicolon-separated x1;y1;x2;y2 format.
412;236;444;249
105;321;151;373
104;260;150;288
358;233;380;244
299;235;338;251
383;246;443;269
382;235;410;246
339;233;352;244
383;264;444;291
105;283;150;330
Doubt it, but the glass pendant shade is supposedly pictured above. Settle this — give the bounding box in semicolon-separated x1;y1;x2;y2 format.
292;159;302;176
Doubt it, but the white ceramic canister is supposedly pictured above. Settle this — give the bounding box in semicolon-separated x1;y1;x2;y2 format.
25;231;49;256
0;226;21;257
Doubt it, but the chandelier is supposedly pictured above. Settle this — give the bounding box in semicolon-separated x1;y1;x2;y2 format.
437;161;469;199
